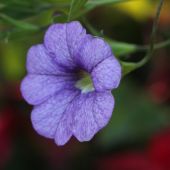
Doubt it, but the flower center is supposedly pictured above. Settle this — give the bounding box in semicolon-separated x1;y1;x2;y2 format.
75;70;94;93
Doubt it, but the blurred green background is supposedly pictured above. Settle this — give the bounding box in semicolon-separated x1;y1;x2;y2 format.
0;0;170;170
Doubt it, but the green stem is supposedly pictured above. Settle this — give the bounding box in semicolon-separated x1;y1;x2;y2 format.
67;0;74;21
121;0;165;76
134;0;164;69
83;15;170;55
137;39;170;51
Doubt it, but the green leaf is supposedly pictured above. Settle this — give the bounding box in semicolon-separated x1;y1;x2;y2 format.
120;61;138;76
107;39;138;57
0;3;5;9
68;0;130;19
0;13;39;31
52;14;68;23
68;0;88;21
86;0;130;10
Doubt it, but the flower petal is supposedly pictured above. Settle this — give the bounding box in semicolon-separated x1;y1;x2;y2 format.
71;92;114;142
54;110;73;146
74;37;113;72
27;44;68;75
92;57;121;91
21;74;76;105
66;21;86;56
31;90;79;139
44;21;86;69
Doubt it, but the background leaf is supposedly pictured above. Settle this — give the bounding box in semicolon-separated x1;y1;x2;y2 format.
68;0;88;21
85;0;130;10
108;40;138;57
0;13;39;31
121;61;138;76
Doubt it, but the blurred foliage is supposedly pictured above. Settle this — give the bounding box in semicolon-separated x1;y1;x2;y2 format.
68;0;88;21
0;0;169;76
98;80;170;150
1;43;26;80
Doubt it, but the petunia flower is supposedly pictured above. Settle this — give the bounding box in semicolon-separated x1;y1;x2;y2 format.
21;21;121;146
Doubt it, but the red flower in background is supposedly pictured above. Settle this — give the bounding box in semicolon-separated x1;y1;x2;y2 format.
0;108;16;169
96;152;151;170
149;129;170;170
96;129;170;170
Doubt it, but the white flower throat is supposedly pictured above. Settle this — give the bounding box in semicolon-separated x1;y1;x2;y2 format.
75;70;94;93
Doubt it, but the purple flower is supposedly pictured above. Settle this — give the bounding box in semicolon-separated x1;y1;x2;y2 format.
21;21;121;146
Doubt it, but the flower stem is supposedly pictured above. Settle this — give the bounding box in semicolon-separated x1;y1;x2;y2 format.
134;0;164;69
67;0;74;21
137;39;170;51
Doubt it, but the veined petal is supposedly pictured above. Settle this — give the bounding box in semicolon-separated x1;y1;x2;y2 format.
44;21;86;69
66;21;86;56
54;110;73;146
92;57;121;91
31;90;80;139
71;91;114;142
74;37;113;72
21;74;77;105
26;44;68;75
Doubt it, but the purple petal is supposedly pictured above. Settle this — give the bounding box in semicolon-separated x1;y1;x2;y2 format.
92;57;121;91
54;110;73;146
26;44;68;75
44;21;86;69
21;74;76;105
31;90;79;139
71;92;114;142
74;37;113;72
66;21;86;56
